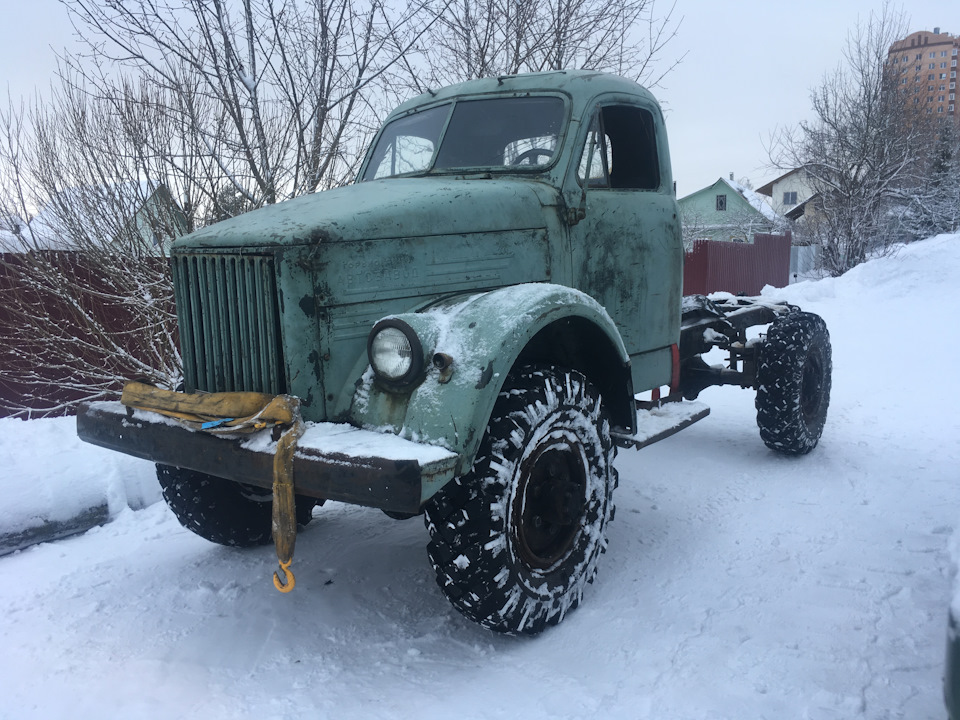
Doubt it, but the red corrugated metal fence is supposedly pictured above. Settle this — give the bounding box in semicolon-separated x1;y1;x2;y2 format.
683;232;791;296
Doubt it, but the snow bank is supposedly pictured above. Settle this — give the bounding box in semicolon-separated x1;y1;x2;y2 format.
0;416;159;554
1;233;959;719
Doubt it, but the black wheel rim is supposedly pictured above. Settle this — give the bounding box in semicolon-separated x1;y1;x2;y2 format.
513;435;587;570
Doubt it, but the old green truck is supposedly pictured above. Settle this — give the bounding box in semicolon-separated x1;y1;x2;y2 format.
78;70;831;635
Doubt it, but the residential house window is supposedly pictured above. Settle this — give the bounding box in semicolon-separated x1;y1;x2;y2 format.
782;191;798;205
716;194;727;212
929;63;936;69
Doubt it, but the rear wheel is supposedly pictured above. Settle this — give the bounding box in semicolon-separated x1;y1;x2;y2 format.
157;465;317;547
424;365;616;635
755;312;832;455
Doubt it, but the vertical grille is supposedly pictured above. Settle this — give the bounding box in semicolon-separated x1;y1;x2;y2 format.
172;252;286;395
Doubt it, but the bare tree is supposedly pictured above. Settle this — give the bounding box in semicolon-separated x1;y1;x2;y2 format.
770;7;929;276
59;0;446;211
897;123;960;239
0;84;184;417
417;0;682;87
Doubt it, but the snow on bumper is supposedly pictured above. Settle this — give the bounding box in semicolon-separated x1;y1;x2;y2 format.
76;401;459;515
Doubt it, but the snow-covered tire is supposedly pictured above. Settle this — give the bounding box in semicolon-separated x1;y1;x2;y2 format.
423;366;616;635
755;312;832;455
156;465;316;547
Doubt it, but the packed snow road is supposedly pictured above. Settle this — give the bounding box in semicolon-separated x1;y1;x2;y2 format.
1;235;959;720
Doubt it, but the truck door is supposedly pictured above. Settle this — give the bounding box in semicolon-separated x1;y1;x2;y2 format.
567;103;683;385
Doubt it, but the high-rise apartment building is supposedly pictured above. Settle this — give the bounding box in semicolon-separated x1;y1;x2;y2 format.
887;27;959;127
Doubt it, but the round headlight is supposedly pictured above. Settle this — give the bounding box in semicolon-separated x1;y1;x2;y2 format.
368;320;423;385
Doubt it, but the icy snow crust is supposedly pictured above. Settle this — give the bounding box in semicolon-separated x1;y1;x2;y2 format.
1;233;959;718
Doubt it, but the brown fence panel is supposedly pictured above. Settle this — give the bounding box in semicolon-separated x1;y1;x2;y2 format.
0;252;175;418
683;232;791;296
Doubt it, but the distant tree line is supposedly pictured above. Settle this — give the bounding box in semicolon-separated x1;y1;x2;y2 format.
0;0;681;416
771;7;960;277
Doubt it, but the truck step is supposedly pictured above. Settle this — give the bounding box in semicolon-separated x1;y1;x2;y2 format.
611;400;710;450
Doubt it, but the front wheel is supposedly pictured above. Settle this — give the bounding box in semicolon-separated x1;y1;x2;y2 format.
424;366;616;635
157;465;317;547
755;312;832;455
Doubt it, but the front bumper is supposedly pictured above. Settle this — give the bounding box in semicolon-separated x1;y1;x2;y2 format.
77;401;458;515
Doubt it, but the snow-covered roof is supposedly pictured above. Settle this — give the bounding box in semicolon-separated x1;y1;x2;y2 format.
756;167;807;197
25;181;167;250
726;178;781;222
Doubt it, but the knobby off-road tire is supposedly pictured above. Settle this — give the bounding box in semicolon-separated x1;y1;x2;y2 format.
424;365;617;635
755;312;832;455
157;465;316;547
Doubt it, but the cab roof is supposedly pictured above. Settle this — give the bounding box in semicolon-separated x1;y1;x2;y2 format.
389;70;661;119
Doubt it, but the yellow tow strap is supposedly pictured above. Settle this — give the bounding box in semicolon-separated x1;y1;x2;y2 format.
121;381;304;594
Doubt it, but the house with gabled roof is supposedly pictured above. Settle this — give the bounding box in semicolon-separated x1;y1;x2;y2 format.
20;181;188;255
755;167;818;220
678;175;783;246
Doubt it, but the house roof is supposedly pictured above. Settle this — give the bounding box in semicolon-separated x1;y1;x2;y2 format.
756;167;806;197
784;193;820;220
726;178;780;222
679;177;780;223
25;181;166;250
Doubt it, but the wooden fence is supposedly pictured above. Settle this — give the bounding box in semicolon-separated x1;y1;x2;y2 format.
683;232;792;296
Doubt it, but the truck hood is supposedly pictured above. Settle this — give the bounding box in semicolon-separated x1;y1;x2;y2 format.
178;177;554;248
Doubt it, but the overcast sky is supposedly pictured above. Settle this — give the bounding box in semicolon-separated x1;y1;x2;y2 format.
1;0;956;198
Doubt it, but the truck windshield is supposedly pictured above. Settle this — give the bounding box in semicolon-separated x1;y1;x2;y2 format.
362;96;565;180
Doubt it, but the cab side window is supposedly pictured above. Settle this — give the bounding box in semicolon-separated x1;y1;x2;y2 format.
577;105;660;190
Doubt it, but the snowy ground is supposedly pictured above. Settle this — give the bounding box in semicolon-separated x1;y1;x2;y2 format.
1;234;959;720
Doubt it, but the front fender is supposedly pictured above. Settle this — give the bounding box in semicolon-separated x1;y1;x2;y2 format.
349;283;629;502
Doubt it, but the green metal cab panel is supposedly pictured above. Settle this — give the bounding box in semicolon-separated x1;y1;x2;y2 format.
308;230;550;307
273;229;551;421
